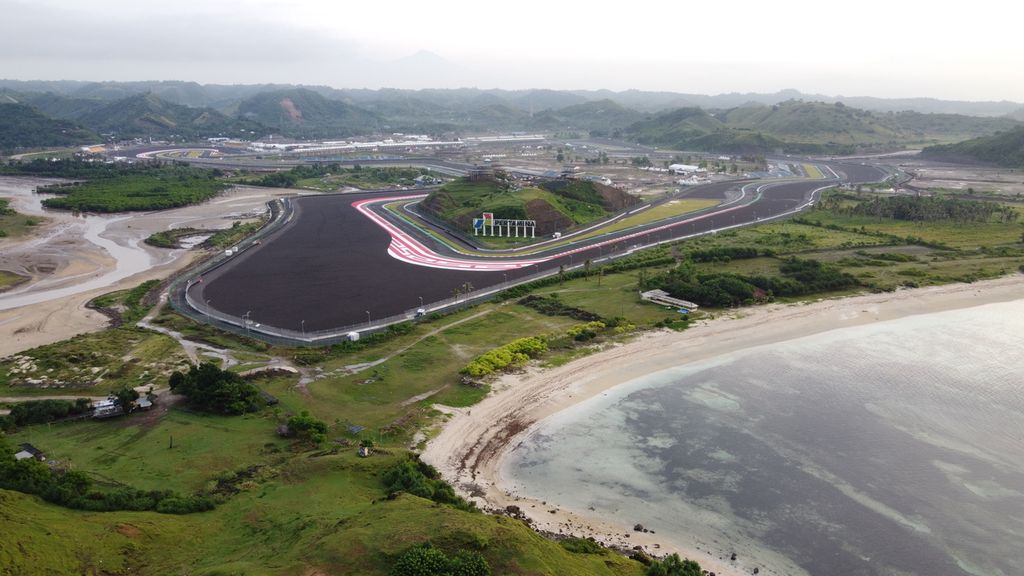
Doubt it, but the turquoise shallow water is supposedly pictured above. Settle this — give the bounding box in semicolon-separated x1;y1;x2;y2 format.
502;299;1024;576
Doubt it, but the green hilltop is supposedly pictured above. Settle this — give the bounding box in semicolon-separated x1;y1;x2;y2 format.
625;100;1021;154
420;175;640;238
0;102;96;151
923;126;1024;167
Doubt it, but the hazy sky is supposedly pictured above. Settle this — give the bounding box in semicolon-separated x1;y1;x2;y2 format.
2;0;1022;101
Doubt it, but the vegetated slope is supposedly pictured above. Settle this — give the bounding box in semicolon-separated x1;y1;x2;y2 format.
882;111;1019;143
0;102;97;151
2;90;108;121
531;99;644;136
625;107;725;146
77;93;262;139
721;101;907;145
922;126;1024;167
0;473;644;575
627;100;1021;154
237;88;379;137
420;176;639;236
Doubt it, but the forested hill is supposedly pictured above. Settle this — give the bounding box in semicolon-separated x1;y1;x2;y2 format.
0;102;96;151
77;93;261;139
922;126;1024;167
236;89;380;137
624;101;1021;155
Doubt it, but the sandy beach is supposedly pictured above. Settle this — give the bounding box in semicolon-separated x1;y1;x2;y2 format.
421;274;1024;575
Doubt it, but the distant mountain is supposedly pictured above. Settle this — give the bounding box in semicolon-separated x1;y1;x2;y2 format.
237;88;379;137
720;101;907;146
510;90;590;112
625;107;729;149
1;80;1020;118
78;93;262;138
626;101;1021;155
0;102;96;151
1008;107;1024;122
530;99;643;136
8;91;107;121
922;127;1024;167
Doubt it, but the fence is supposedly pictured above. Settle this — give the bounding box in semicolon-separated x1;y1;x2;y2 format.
170;179;827;346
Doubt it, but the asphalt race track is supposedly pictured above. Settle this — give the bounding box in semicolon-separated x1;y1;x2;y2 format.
189;162;887;335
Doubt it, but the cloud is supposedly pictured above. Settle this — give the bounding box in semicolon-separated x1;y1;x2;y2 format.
0;0;359;62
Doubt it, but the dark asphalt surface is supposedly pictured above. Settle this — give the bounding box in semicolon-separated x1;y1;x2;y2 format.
192;162;887;332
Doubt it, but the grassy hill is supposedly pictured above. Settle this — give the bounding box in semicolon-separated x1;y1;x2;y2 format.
0;102;96;151
922;126;1024;167
77;93;262;139
1;464;643;575
721;101;906;145
237;88;379;137
420;176;639;237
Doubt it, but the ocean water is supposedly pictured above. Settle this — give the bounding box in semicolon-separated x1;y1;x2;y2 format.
502;300;1024;576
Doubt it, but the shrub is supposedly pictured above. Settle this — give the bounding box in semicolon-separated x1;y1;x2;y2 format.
645;553;702;576
168;362;262;414
390;544;490;576
382;456;476;512
560;537;606;555
286;412;328;444
461;336;548;378
7;398;92;426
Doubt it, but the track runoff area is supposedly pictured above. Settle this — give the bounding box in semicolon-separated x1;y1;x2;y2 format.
188;162;887;340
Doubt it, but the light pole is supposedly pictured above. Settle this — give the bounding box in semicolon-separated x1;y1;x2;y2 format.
301;320;305;338
418;296;424;308
243;310;251;334
502;272;507;285
366;311;371;326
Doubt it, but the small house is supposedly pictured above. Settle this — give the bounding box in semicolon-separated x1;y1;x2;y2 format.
14;443;44;461
136;397;154;411
357;446;372;458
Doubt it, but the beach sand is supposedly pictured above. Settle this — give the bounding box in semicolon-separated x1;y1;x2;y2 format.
421;274;1024;575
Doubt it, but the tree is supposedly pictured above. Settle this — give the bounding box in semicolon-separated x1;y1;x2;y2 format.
169;362;261;415
113;386;140;415
286;412;328;444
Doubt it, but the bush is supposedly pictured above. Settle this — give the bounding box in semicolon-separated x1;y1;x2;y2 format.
168;362;262;415
7;398;93;426
645;553;702;576
286;412;328;444
560;537;606;555
382;455;476;512
390;544;490;576
461;336;548;378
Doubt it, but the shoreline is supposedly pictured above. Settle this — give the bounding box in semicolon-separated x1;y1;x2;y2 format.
421;274;1024;576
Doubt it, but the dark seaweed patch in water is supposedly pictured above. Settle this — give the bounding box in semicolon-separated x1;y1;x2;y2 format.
620;377;990;576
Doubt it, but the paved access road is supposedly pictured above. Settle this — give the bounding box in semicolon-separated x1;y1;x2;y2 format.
190;162;887;334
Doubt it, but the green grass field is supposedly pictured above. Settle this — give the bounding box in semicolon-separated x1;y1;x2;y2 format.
0;198;46;239
801;209;1024;249
2;296;648;575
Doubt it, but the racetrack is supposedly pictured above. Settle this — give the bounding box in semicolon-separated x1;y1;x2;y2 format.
188;162;887;337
